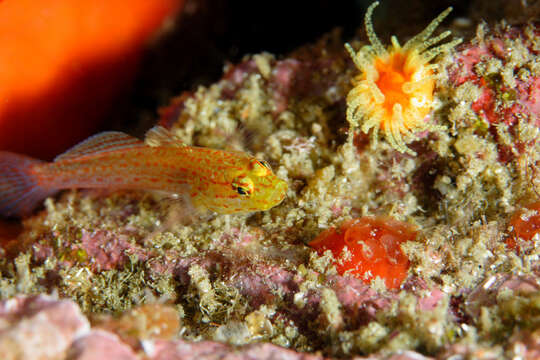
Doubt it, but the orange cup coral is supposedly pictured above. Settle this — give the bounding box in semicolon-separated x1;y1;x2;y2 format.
345;2;461;155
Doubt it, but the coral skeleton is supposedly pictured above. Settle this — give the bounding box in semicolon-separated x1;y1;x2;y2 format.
345;1;462;155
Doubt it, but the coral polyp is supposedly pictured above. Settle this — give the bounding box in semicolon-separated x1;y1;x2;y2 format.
345;1;462;155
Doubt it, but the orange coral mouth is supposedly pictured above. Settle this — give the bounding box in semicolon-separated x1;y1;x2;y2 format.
375;52;411;114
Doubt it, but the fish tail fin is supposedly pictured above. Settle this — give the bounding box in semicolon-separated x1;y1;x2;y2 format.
0;152;55;218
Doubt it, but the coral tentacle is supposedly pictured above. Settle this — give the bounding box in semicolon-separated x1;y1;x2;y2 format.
345;1;462;155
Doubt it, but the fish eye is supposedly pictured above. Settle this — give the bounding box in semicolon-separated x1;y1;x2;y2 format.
232;176;254;197
235;186;250;196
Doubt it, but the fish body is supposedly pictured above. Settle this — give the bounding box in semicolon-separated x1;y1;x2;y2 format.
0;127;287;217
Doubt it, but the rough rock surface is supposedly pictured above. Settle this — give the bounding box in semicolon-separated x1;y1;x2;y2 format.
0;6;538;360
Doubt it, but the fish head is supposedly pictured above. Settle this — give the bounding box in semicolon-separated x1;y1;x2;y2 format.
200;157;288;214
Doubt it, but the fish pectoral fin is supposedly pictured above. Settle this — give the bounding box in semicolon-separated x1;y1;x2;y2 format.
144;126;185;147
54;132;145;161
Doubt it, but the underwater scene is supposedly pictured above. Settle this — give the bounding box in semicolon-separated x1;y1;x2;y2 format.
0;1;538;359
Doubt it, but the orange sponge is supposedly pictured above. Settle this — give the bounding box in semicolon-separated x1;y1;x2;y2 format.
309;217;417;289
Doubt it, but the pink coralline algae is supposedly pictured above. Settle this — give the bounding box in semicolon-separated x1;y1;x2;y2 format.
0;295;90;360
78;230;151;271
143;340;442;360
67;330;138;360
143;339;329;360
327;275;394;316
416;288;445;312
448;24;539;162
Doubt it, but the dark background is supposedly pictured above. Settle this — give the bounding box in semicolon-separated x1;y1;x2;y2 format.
113;0;537;133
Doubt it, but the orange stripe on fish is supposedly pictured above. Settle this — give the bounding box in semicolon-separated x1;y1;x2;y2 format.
0;126;287;218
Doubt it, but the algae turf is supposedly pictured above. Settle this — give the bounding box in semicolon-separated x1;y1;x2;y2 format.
0;21;539;359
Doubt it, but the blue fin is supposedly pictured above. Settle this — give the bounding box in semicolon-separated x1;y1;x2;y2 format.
55;131;145;161
0;152;56;218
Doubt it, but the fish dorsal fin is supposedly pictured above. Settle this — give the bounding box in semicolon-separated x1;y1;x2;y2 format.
55;131;145;161
145;126;185;147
